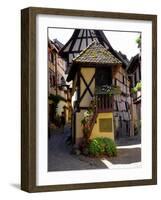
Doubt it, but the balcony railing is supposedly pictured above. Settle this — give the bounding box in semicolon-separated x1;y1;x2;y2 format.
96;94;113;113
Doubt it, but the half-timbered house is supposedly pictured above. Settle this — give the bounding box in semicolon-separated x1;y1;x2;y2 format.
66;41;133;144
127;53;141;135
48;39;72;124
59;29;129;73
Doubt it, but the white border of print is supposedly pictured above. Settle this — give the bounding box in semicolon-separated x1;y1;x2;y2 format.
36;14;152;186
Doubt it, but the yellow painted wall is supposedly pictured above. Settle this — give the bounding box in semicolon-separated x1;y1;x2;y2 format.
80;67;95;107
90;112;114;140
75;67;114;143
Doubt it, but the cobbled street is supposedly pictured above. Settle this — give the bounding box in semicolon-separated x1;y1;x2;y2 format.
48;124;141;171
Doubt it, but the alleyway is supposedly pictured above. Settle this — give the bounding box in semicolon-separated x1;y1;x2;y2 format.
48;125;141;171
48;125;107;171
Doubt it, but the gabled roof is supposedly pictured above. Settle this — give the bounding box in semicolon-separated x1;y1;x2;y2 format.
59;29;129;69
73;41;122;65
126;53;140;73
48;38;64;53
116;51;130;67
53;39;64;50
67;41;122;82
59;29;112;56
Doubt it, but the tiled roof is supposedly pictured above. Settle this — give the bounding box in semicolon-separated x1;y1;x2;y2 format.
73;41;122;65
126;53;140;73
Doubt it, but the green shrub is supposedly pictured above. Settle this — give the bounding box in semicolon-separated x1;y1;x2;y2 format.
103;138;117;157
88;137;117;157
88;138;104;156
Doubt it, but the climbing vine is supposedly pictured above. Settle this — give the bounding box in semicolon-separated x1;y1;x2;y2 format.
81;100;96;140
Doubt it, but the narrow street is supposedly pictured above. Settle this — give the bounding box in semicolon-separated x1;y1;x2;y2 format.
48;125;141;171
48;125;108;171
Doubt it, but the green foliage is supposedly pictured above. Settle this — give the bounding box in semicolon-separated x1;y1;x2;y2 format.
88;137;117;157
136;37;141;45
131;82;141;94
88;138;104;156
48;94;66;104
107;85;121;96
81;118;87;126
136;35;141;49
131;87;137;94
95;85;121;96
103;138;117;157
136;82;141;90
48;94;64;124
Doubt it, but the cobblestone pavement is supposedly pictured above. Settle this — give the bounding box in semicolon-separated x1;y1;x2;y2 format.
116;135;141;146
48;125;141;171
106;147;141;164
48;125;107;171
